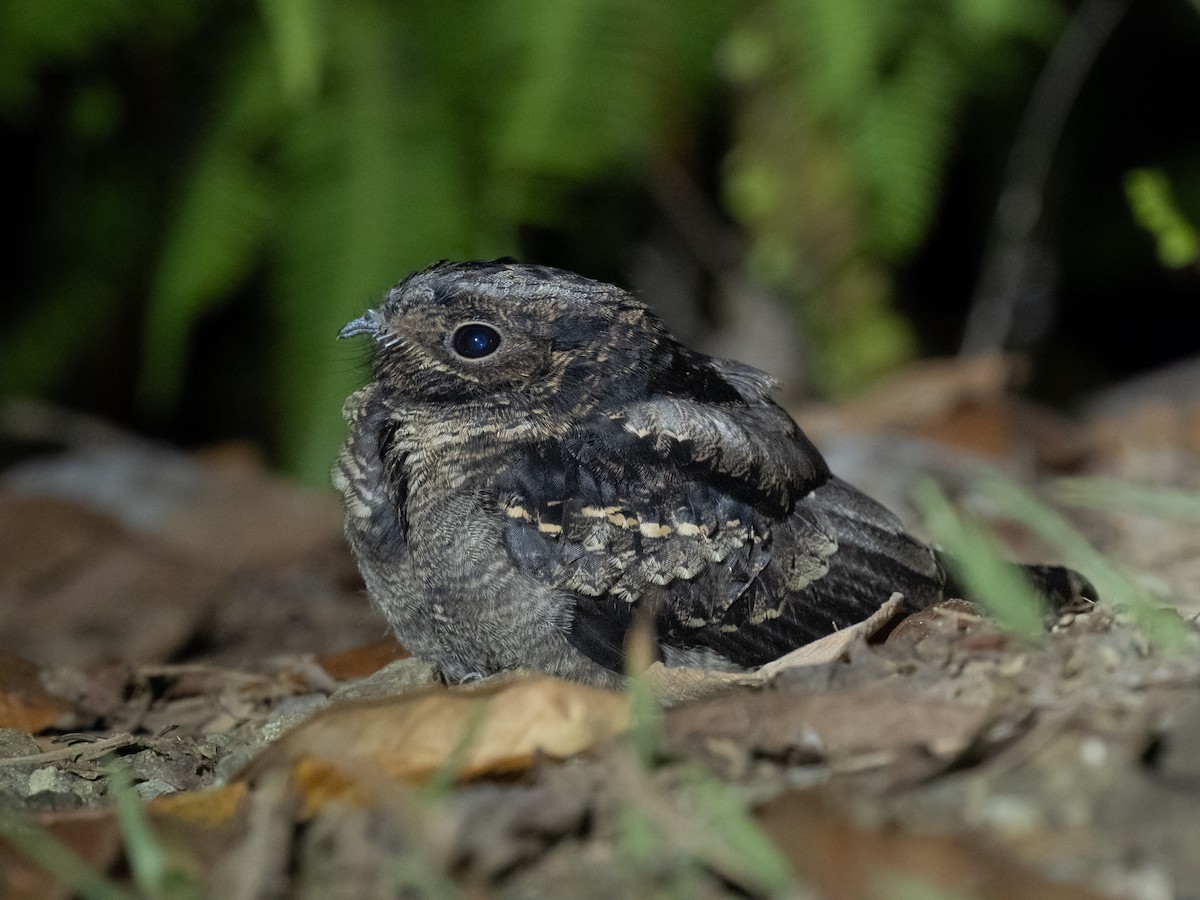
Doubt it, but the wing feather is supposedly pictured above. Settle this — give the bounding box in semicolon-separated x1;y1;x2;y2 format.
495;383;943;672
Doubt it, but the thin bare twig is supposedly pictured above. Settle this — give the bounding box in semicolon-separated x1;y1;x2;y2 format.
961;0;1132;355
0;733;137;768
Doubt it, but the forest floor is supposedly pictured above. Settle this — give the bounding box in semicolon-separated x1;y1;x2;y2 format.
2;355;1200;900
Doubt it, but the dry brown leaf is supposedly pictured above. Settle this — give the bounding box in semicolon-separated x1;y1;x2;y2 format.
757;791;1104;900
0;493;220;667
646;594;908;706
316;638;411;682
758;593;907;679
801;354;1019;437
241;676;629;814
797;355;1087;471
918;396;1087;470
0;449;375;668
666;688;989;763
1;441;344;574
0;651;67;733
885;599;987;650
150;782;248;827
155;461;344;573
642;665;759;707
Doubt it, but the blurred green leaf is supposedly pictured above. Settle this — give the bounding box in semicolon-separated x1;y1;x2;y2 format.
617;764;796;896
0;0;136;116
874;871;977;900
1054;476;1200;524
1125;168;1200;269
683;774;795;895
0;808;133;900
726;0;1061;394
108;764;203;900
139;31;292;414
859;35;960;256
257;0;324;105
911;478;1045;638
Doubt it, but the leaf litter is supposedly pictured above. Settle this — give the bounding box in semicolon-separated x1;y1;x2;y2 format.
1;373;1200;898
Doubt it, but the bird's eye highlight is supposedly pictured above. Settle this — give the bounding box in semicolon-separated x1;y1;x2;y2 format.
451;322;502;359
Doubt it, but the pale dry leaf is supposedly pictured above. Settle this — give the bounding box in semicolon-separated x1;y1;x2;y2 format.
644;594;907;706
757;593;908;680
643;664;760;707
0;651;68;733
240;676;630;811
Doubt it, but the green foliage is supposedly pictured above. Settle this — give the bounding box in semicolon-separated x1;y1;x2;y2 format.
2;0;1075;479
723;0;1062;394
257;0;324;105
0;0;141;116
625;665;664;770
677;771;796;895
1124;168;1200;269
872;871;978;900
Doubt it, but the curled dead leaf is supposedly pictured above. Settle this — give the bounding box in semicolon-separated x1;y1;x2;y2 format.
240;676;629;814
757;593;908;679
316;638;410;682
149;782;248;828
646;595;909;707
0;651;68;733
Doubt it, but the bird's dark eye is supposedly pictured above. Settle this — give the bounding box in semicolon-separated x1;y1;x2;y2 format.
451;322;502;359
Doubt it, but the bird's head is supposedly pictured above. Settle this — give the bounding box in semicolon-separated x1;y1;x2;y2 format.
340;260;672;409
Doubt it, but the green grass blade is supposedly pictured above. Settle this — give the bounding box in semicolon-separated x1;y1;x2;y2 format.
0;809;134;900
686;776;795;895
977;474;1192;650
107;765;169;896
911;478;1045;638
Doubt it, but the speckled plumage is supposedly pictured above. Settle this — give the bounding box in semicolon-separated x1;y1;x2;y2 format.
334;260;1086;688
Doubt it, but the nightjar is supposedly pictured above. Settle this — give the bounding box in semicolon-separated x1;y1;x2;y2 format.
334;260;1090;688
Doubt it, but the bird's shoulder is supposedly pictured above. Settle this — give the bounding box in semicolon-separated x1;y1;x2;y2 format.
496;351;827;532
492;352;837;670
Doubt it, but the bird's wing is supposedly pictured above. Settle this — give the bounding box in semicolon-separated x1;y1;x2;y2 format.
495;394;942;673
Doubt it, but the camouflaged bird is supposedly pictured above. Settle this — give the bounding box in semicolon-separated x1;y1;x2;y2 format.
335;260;1090;688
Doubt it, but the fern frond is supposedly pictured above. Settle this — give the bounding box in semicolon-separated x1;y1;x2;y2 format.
272;2;476;482
858;34;961;255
